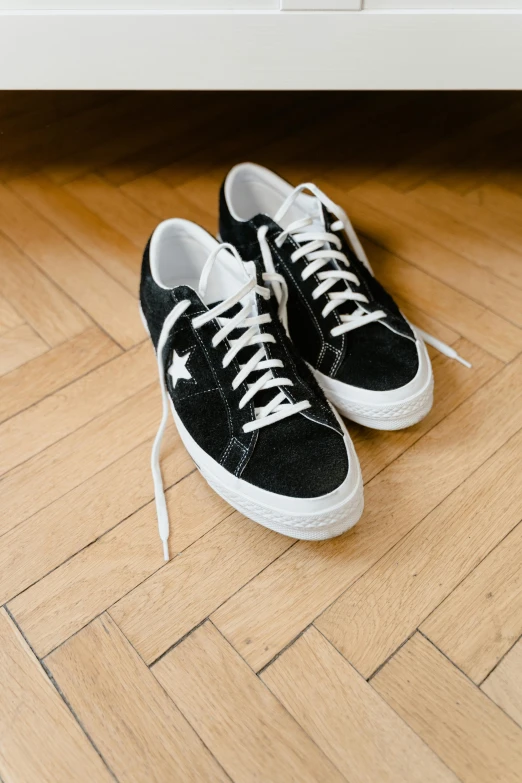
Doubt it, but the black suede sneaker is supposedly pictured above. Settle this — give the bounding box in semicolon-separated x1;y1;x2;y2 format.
140;219;363;558
220;164;471;430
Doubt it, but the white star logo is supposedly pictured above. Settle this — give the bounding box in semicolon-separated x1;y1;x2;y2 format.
168;350;193;389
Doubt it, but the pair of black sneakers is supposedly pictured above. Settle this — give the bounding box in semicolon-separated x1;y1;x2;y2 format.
140;163;470;559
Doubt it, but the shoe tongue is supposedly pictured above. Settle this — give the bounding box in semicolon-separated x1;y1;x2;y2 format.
276;191;325;232
198;245;254;304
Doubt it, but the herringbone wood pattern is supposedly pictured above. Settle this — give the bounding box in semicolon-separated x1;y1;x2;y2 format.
1;90;522;783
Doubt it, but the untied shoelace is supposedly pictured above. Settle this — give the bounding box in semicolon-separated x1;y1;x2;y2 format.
151;243;310;560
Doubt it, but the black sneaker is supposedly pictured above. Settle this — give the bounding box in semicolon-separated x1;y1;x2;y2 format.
220;163;469;430
140;219;363;558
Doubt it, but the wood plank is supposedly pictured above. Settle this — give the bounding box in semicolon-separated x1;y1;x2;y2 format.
0;94;109;161
316;92;489;195
248;93;415;191
173;171;222;221
0;294;23;335
376;98;522;193
44;93;202;185
212;355;522;672
324;178;522;326
482;638;522;728
0;608;112;783
316;430;522;678
0;91;62;123
0;92;104;122
352;338;500;483
363;237;522;363
0;232;89;345
46;614;228;783
0;340;153;475
0;383;161;534
153;621;345;783
166;94;352;201
394;296;460;346
102;121;216;188
373;633;522;783
10;471;231;657
154;91;315;192
1;424;192;606
0;93;140;179
96;92;233;187
121;174;215;234
103;135;209;189
66;173;158;248
485;163;522;199
10;173;140;293
110;511;293;664
0;327;120;423
261;627;458;783
147;146;226;197
433;122;522;196
421;521;522;683
0;323;47;375
0;182;142;347
412;181;522;286
465;183;522;222
406;181;522;288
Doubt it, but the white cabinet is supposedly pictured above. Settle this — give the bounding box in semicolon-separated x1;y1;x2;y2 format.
2;0;522;7
365;1;522;7
282;1;361;8
0;1;279;8
1;2;522;89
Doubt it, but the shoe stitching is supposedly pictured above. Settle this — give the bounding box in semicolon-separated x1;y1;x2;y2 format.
190;316;256;474
231;435;249;476
175;386;220;401
220;439;234;466
232;434;248;453
191;323;236;466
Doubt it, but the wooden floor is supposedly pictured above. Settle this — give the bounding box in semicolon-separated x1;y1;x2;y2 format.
0;90;521;783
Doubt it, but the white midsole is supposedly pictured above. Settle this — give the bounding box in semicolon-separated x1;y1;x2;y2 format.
170;401;364;540
312;334;434;431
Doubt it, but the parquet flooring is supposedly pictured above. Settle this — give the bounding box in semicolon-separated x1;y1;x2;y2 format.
0;90;521;783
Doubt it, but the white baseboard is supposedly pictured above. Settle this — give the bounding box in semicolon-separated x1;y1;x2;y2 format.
1;10;521;90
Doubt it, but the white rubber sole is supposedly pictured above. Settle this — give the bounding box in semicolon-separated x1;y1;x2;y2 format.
171;403;364;541
312;335;434;431
315;372;434;430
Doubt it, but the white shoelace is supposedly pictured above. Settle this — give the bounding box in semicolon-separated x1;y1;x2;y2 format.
152;244;310;560
258;182;386;338
257;182;472;366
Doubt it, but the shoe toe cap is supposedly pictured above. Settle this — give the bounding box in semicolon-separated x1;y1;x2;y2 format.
241;414;350;499
338;323;419;392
